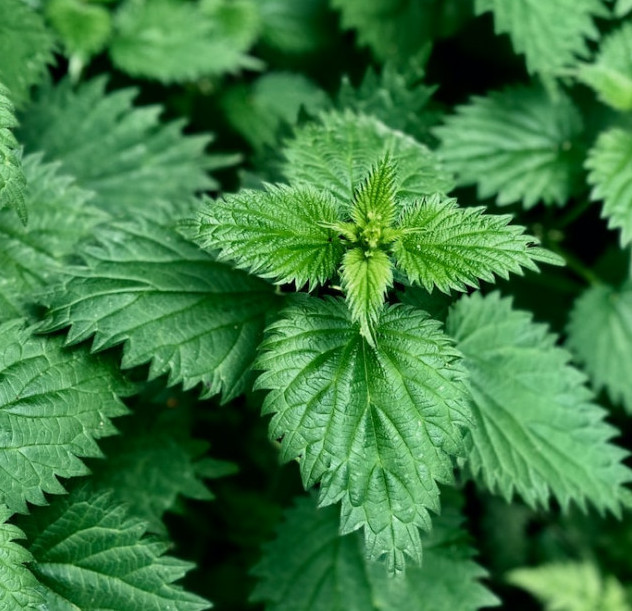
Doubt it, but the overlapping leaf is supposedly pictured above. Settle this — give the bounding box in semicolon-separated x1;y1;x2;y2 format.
447;292;631;512
39;220;281;401
434;85;585;208
256;296;471;572
252;494;499;610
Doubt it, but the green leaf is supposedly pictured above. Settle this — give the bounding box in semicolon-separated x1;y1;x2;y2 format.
474;0;607;80
0;505;43;609
110;0;262;83
19;77;230;219
447;292;631;513
508;562;631;611
350;155;397;229
579;23;632;111
0;318;130;514
567;282;632;413
22;486;211;611
392;193;562;294
252;493;499;610
0;83;27;222
616;0;632;17
255;297;471;572
0;0;54;104
586;127;632;245
192;184;344;289
434;85;585;209
283;110;454;208
39;220;281;401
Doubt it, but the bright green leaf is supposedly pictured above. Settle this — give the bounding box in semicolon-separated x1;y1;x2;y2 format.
616;0;632;17
351;155;397;229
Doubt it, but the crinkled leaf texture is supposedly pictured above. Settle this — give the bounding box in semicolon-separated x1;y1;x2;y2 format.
586;127;632;245
434;85;585;209
252;493;499;611
0;83;26;222
39;220;281;401
567;282;632;413
447;292;631;513
392;193;562;293
22;486;211;611
0;505;42;609
255;296;471;573
0;318;131;514
283;110;454;207
19;77;232;219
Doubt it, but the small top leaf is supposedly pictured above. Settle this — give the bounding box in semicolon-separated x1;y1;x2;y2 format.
351;155;397;230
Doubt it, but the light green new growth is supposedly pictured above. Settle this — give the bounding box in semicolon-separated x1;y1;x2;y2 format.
447;292;631;513
255;297;471;573
586;127;632;245
251;494;499;610
23;487;211;610
567;282;632;413
434;85;585;209
0;83;26;222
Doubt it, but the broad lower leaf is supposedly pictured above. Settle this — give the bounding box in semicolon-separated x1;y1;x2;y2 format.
283;110;454;208
251;493;499;610
192;184;344;290
19;77;231;218
39;220;281;401
392;194;562;294
0;319;130;514
0;505;42;609
22;487;211;611
0;83;27;222
434;85;585;209
447;292;631;513
567;282;632;413
586;127;632;245
475;0;606;80
255;297;471;572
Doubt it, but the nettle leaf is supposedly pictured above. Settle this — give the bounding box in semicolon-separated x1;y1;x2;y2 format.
579;22;632;112
110;0;262;83
508;562;630;611
252;494;499;611
39;220;281;401
19;77;231;219
586;127;632;245
22;486;211;611
255;297;471;572
0;0;54;104
474;0;606;80
447;292;631;512
434;85;585;209
283;110;454;207
616;0;632;17
0;319;130;514
192;184;343;289
0;83;27;222
0;505;43;609
0;154;107;322
392;193;562;293
567;282;632;413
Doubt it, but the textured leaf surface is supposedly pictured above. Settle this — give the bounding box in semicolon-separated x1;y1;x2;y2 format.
447;292;631;512
567;282;632;413
0;319;130;514
508;562;630;611
110;0;261;82
19;77;228;218
392;194;562;293
0;506;42;609
252;494;499;611
475;0;606;79
39;220;281;401
586;127;632;245
434;85;585;208
283;110;454;208
192;184;343;289
0;0;54;103
256;297;471;572
22;487;211;611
